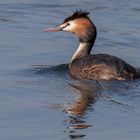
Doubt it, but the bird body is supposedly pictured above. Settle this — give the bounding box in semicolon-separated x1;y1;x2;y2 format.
46;11;139;80
70;54;136;80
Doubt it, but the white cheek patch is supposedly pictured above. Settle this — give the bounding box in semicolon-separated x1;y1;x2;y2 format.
63;21;76;32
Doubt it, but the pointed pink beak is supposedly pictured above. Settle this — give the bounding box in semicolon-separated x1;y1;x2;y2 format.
44;23;69;32
44;25;65;32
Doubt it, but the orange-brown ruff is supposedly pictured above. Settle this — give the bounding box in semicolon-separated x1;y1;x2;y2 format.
46;11;139;80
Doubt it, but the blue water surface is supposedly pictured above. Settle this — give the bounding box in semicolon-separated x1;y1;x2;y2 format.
0;0;140;140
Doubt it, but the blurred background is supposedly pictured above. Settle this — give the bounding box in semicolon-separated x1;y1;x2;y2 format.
0;0;140;140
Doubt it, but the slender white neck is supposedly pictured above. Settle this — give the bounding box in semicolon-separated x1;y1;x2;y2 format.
70;42;93;63
69;23;97;66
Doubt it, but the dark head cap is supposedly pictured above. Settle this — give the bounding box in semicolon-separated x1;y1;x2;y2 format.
63;10;90;23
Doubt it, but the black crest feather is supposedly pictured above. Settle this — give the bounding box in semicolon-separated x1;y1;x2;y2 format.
63;10;90;23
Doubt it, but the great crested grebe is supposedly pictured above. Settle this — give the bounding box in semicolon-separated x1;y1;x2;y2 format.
45;10;139;80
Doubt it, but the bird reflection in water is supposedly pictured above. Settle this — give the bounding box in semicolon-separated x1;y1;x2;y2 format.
64;80;101;139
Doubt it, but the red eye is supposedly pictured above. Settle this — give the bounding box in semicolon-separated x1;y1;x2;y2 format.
67;23;70;26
